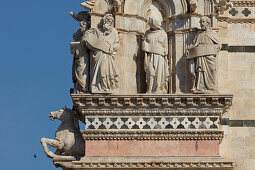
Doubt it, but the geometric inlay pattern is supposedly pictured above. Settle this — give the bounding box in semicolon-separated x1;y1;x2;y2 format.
85;116;219;130
242;8;251;17
229;8;238;16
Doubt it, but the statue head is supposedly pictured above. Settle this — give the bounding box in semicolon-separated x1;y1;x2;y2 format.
148;17;162;30
102;14;114;35
200;16;211;31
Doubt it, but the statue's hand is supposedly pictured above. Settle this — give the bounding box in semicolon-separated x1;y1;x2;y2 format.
217;44;222;51
142;41;148;51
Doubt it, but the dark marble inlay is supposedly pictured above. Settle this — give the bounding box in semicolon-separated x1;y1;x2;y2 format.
229;8;238;16
242;8;251;17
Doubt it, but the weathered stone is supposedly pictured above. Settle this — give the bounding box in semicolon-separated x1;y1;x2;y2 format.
41;1;255;170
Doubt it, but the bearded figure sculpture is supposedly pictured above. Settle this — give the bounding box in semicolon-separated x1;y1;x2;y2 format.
84;14;120;94
186;16;221;94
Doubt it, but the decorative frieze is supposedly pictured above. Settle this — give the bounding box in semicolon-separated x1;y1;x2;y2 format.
232;1;255;7
72;94;232;108
53;157;234;169
81;109;223;116
72;94;232;117
85;116;219;130
82;130;224;141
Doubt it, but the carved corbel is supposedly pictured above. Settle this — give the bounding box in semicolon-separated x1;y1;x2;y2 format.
214;0;233;15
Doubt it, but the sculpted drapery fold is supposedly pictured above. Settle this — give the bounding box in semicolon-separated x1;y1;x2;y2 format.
187;16;221;94
70;12;90;93
143;18;169;94
84;14;120;94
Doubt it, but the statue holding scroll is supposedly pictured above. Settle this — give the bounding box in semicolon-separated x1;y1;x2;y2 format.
142;18;169;94
84;14;120;93
186;16;221;94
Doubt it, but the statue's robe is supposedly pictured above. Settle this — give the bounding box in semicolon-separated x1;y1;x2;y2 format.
144;29;169;93
72;42;89;93
189;30;221;92
85;28;120;93
72;27;90;93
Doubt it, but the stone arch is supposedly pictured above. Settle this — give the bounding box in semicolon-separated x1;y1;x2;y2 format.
140;0;188;19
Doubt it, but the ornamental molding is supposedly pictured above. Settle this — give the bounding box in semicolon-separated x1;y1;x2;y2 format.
218;18;255;23
81;109;223;116
85;116;220;131
53;156;234;169
232;1;255;7
82;130;224;141
72;94;233;110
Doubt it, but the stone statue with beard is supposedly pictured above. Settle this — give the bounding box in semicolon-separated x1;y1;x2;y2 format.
84;14;120;94
186;16;221;94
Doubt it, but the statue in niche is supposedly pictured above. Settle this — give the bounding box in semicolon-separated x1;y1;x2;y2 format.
142;18;169;94
70;11;90;93
84;14;120;94
186;16;221;94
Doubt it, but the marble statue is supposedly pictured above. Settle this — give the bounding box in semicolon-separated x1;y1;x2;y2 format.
40;107;85;159
186;16;221;94
142;18;169;94
84;14;120;94
70;11;90;93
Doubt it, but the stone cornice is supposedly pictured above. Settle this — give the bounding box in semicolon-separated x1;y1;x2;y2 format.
72;94;232;109
82;130;224;141
72;94;232;120
53;156;234;169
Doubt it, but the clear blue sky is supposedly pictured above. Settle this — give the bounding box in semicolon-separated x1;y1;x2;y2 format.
0;1;86;169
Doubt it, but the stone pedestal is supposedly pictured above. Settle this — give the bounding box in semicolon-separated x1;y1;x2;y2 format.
48;94;235;170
